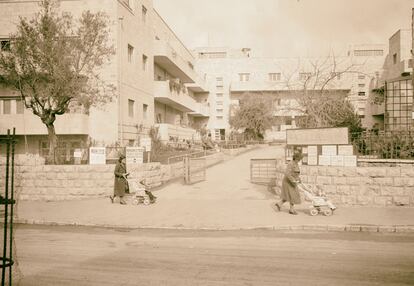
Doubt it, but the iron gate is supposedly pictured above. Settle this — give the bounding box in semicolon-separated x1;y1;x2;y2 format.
184;157;206;184
250;158;277;185
0;128;17;286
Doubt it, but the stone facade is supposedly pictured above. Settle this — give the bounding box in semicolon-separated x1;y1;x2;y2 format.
273;161;414;206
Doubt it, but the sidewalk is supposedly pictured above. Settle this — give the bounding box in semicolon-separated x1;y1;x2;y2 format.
15;146;414;233
16;198;414;232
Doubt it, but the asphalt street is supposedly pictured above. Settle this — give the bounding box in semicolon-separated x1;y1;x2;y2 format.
13;224;414;286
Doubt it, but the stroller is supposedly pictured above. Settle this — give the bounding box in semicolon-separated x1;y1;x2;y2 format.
126;177;157;206
297;183;336;216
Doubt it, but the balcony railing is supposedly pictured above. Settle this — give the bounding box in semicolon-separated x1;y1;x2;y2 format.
189;103;210;117
154;80;198;112
155;123;201;142
154;39;197;83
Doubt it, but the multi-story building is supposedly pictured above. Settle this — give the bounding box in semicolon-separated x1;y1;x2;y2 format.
194;45;385;141
365;29;413;131
0;0;208;159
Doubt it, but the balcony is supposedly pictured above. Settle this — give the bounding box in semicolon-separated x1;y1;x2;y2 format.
154;80;197;112
0;112;89;135
155;123;200;142
154;40;197;84
185;74;209;93
189;103;210;117
230;81;287;92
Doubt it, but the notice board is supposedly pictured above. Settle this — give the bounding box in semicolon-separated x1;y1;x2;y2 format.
286;127;349;146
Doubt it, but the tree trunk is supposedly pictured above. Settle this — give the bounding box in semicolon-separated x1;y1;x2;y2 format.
46;123;58;164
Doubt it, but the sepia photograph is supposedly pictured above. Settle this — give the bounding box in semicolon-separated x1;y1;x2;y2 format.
0;0;414;285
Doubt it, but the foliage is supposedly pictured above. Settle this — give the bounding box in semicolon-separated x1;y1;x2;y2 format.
371;86;385;105
229;94;274;140
0;0;115;163
351;131;414;159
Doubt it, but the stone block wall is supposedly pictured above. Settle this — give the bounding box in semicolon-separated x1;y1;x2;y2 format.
273;160;414;206
0;151;225;201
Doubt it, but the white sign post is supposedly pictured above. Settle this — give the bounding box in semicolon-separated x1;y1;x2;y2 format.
126;147;144;165
140;138;152;162
89;147;106;165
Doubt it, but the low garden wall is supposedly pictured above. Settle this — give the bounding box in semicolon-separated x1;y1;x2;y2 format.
0;152;225;201
273;160;414;206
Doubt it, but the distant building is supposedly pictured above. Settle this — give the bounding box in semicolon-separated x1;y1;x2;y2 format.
194;45;385;141
364;29;413;131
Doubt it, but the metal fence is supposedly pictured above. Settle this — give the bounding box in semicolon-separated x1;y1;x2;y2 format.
350;131;414;160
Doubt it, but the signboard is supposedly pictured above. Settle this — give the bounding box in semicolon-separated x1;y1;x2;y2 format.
331;155;344;166
344;155;357;167
89;147;106;165
322;145;337;156
318;155;331;166
140;137;152;152
307;146;318;156
286;127;349;145
307;156;318;166
338;145;354;156
73;149;82;158
126;147;144;164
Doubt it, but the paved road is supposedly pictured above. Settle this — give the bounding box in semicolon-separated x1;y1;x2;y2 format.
14;225;414;285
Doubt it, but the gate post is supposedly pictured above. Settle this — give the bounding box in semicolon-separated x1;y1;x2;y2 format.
183;156;189;184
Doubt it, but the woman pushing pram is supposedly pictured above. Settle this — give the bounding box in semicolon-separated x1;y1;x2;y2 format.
128;178;157;205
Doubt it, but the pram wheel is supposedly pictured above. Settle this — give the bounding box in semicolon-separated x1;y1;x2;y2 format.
132;198;139;205
322;208;333;216
309;207;319;216
143;198;151;205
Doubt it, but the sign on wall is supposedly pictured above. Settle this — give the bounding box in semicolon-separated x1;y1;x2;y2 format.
89;147;106;165
286;127;349;145
126;147;144;165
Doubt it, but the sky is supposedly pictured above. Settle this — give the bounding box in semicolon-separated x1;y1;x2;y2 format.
153;0;413;58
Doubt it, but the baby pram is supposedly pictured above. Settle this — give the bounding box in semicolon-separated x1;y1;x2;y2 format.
126;178;157;206
297;183;336;216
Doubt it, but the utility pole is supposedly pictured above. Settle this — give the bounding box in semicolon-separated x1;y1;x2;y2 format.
412;8;414;123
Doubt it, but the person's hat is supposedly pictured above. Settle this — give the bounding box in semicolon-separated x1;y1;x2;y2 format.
119;154;126;159
293;152;304;161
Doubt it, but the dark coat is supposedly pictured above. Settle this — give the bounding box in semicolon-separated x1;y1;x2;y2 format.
280;160;301;204
114;161;127;197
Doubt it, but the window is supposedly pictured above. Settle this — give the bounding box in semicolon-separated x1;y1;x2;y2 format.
0;40;10;51
216;108;223;113
358;75;365;80
2;99;11;114
127;44;134;63
216;93;223;97
358;84;365;88
268;73;281;81
216;116;223;120
143;104;148;119
128;99;134;117
142;5;147;23
216;77;223;83
299;72;311;80
142;54;148;71
353;50;384;56
16;99;24;114
239;73;250;82
216;101;223;106
216;86;223;91
358;92;366;96
393;53;397;64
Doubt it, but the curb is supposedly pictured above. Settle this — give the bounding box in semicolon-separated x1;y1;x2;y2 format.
15;219;414;233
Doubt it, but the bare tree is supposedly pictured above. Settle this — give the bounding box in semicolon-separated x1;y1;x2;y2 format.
0;0;115;163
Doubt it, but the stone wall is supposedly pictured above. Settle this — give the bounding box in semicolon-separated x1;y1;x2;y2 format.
0;152;225;201
273;160;414;206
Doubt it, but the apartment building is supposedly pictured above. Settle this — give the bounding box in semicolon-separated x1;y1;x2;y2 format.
0;0;208;159
194;46;385;141
365;29;413;131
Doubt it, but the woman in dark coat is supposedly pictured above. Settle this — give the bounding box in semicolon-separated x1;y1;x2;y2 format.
110;154;128;204
275;152;303;215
